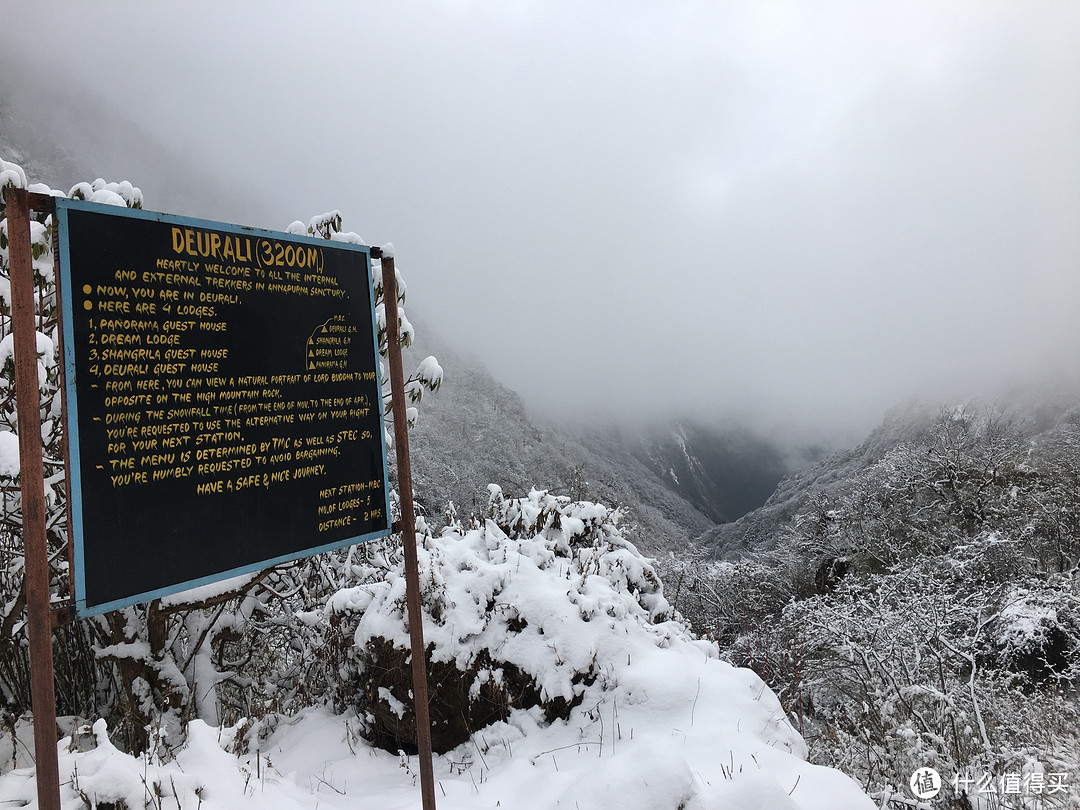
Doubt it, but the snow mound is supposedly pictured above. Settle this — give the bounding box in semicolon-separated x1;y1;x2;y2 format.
322;487;874;808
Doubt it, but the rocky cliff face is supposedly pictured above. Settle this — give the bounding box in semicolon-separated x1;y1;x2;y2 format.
629;420;794;525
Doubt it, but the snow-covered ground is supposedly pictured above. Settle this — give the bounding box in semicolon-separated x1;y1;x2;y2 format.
0;489;875;809
0;647;873;809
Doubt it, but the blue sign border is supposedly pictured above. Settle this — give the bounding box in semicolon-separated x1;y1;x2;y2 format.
54;198;393;616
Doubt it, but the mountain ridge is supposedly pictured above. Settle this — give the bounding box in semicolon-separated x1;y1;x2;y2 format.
403;318;805;553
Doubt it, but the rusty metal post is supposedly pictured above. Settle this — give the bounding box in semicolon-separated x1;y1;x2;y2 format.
377;247;437;810
4;187;61;810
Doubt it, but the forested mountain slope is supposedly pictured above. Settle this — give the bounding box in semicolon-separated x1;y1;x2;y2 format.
403;324;803;554
698;402;939;557
665;401;1080;804
404;334;716;552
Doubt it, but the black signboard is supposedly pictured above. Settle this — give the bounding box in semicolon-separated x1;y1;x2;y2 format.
55;199;391;615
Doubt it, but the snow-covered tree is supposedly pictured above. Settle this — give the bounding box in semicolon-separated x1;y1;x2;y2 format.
667;405;1080;804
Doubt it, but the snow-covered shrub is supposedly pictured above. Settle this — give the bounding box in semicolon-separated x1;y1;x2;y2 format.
675;406;1080;802
0;162;132;743
325;486;684;753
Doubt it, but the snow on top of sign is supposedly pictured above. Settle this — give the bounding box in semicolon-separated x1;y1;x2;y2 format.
69;179;144;208
307;211;342;236
379;241;394;259
329;230;365;245
98;179;143;208
285;221;307;236
68;182;93;200
89;189;128;207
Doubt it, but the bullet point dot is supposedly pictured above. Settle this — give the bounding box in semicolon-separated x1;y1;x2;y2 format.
82;284;92;294
83;300;93;310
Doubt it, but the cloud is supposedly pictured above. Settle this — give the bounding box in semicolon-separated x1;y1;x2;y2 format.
3;1;1078;443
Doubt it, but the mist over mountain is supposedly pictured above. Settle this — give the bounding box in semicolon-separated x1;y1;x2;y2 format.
0;74;272;228
6;79;1076;566
6;3;1078;447
698;402;942;557
404;321;813;554
0;120;819;556
700;384;1080;560
629;419;807;524
6;117;1074;568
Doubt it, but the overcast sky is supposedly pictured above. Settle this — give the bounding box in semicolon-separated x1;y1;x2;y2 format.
3;1;1079;443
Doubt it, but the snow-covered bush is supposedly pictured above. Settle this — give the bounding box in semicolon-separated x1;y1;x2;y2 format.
668;406;1080;804
324;487;683;753
0;160;131;744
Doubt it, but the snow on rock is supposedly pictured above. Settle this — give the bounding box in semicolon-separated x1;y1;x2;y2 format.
63;720;147;810
0;719;277;810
